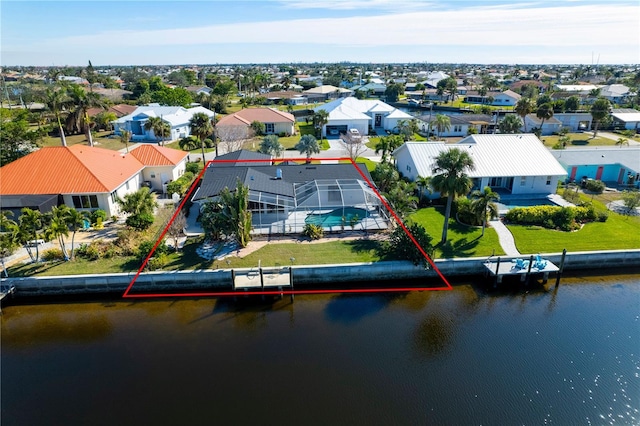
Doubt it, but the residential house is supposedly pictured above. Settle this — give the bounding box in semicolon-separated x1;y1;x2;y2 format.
87;104;137;119
524;114;563;135
303;85;353;101
351;83;387;97
551;147;640;187
216;107;296;137
185;86;213;96
262;91;308;105
112;105;215;143
553;113;593;132
464;90;521;107
611;109;640;132
417;114;494;137
599;84;631;104
313;97;413;137
393;134;567;198
129;144;188;193
192;151;387;234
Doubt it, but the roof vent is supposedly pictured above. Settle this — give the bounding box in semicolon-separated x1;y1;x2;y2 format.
275;168;283;180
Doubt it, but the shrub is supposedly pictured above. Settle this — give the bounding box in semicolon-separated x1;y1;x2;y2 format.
76;242;100;260
585;179;605;194
387;223;433;267
597;211;609;222
90;209;107;225
42;248;65;261
185;162;201;175
147;253;168;271
137;239;169;260
505;205;593;231
454;198;477;226
302;224;324;240
126;213;154;230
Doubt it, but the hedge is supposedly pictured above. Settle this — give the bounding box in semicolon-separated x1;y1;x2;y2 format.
505;205;597;231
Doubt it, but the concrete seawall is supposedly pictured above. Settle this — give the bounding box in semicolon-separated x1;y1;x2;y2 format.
2;249;639;297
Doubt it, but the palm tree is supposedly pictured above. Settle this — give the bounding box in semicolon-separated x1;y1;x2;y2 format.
431;148;475;243
144;116;171;146
514;98;533;132
374;135;403;164
189;112;214;162
0;211;19;277
65;84;106;146
536;102;554;131
498;114;523;134
295;134;320;163
416;176;432;205
434;114;451;139
43;87;70;146
590;97;611;138
17;208;45;263
616;137;629;148
258;135;284;159
470;186;500;236
313;109;329;139
46;205;71;260
66;208;88;260
120;129;132;153
117;187;158;217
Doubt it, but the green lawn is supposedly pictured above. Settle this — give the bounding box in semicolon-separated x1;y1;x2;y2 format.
339;157;377;172
408;207;505;258
41;130;125;151
540;132;616;148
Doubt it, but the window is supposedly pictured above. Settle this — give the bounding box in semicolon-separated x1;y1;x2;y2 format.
546;176;552;185
265;123;275;133
72;195;99;209
125;181;130;190
150;173;156;178
520;176;527;186
489;177;502;187
406;165;411;172
454;125;462;132
111;192;118;204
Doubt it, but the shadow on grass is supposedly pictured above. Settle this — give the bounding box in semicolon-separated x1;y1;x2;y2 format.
570;140;590;146
7;260;65;277
163;236;213;271
436;236;481;258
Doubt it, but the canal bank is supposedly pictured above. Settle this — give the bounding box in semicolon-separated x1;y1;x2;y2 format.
2;249;639;298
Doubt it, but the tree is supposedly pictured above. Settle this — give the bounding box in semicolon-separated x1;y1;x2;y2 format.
387;223;433;267
416;176;432;205
470;186;500;236
371;162;400;193
217;125;248;154
65;84;106;146
46;205;72;260
17;208;45;263
250;120;266;136
621;190;640;215
120;129;132;153
385;180;418;219
313;109;329;138
616;137;629;148
536;102;554;130
514;98;533;132
189;112;214;162
0;211;19;277
117;187;158;230
375;135;403;164
384;83;404;103
166;210;187;252
43;86;70;146
434;114;451;139
144;116;171;146
498;114;523;134
0;109;41;165
93;111;117;131
295;134;320;163
590;98;611;138
431;148;475;243
258;135;284;158
565;96;580;112
536;94;552;107
437;77;457;103
66;208;88;260
200;180;252;247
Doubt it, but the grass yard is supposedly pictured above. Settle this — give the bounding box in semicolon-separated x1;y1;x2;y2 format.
8;255;140;277
41;130;125;151
540;132;614;148
339;157;377;172
409;207;505;258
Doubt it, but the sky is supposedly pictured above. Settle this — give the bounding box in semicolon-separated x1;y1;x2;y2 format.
1;0;639;66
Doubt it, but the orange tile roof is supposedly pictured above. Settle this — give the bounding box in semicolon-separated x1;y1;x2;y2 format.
130;144;188;166
217;107;295;127
0;145;144;195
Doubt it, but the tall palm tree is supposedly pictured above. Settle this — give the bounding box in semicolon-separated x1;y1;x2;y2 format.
431;148;475;243
434;114;451;139
66;208;88;260
470;186;500;237
258;135;284;159
374;135;403;164
313;109;329;139
0;211;19;277
536;102;554;132
416;176;432;205
498;114;523;134
144;116;171;146
120;129;132;153
46;205;71;260
295;134;320;163
17;208;45;263
514;98;533;132
65;84;106;146
43;87;70;146
189;112;214;162
590;97;611;138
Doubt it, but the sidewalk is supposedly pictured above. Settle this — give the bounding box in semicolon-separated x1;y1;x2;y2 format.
489;219;521;256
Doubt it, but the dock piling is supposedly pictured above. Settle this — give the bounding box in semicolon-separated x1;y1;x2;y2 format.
555;249;567;288
525;255;534;285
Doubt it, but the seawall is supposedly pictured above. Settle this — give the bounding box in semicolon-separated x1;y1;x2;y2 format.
2;249;639;298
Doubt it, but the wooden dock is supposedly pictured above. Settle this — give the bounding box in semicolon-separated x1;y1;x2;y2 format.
484;254;562;285
232;267;292;291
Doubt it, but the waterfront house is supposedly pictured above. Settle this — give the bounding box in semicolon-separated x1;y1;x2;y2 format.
0;144;188;217
393;134;568;197
611;109;640;132
303;85;353;101
192;151;388;234
524;114;563;135
550;147;640;187
112;104;216;143
416;114;494;137
313;97;413;137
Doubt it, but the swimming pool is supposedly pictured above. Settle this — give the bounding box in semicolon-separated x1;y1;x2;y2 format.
305;207;369;227
497;199;556;210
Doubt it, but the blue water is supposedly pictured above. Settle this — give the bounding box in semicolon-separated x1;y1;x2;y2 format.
2;275;639;425
305;207;368;227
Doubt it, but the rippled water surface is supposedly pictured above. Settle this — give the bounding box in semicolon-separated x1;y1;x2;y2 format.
2;275;639;425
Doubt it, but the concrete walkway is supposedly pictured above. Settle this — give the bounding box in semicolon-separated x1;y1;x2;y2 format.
489;219;521;256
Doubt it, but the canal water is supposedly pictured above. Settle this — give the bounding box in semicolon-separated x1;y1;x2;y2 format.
2;274;639;425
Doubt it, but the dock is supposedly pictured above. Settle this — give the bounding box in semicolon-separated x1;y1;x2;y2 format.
232;266;293;293
483;254;563;286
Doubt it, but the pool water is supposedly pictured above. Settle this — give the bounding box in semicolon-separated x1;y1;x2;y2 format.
498;199;556;209
305;207;368;227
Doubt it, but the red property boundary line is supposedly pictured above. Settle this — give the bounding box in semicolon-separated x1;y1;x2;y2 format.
122;157;452;298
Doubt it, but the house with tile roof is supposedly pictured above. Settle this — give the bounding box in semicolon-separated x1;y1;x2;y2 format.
313;97;413;138
112;104;215;143
216;107;296;137
393;134;567;198
0;144;188;217
129;144;188;193
192;150;388;234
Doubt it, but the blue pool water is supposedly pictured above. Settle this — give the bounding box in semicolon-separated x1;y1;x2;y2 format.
498;199;556;209
305;207;368;227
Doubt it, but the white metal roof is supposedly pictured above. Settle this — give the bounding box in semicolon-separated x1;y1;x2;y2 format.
550;147;640;173
396;134;568;178
612;110;640;122
315;97;412;121
114;105;214;126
